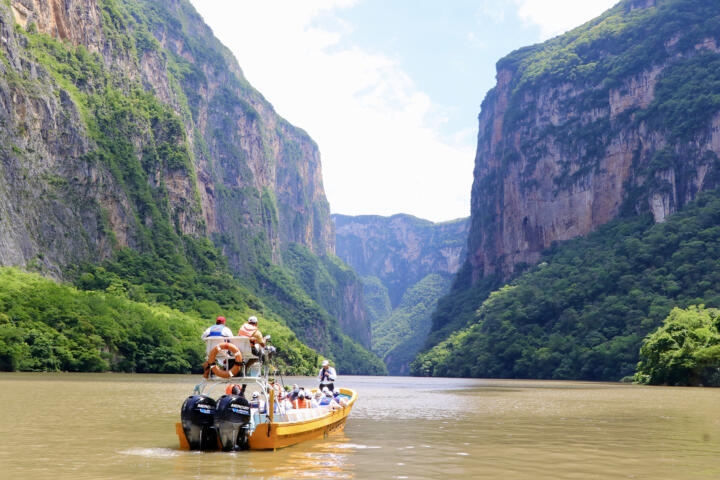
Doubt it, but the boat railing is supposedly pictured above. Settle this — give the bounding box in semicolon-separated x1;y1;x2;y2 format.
203;336;257;360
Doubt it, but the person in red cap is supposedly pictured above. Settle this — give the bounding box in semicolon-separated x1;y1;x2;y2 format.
201;315;233;339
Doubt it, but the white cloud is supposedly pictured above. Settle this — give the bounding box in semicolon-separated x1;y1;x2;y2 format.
190;0;473;222
515;0;619;40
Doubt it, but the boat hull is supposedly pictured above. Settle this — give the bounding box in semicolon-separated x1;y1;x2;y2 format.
176;388;357;451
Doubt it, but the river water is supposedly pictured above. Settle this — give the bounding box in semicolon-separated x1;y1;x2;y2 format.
0;373;718;479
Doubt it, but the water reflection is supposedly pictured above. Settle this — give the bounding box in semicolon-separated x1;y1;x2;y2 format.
274;437;354;479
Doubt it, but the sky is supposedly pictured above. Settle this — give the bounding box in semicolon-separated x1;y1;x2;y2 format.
189;0;618;222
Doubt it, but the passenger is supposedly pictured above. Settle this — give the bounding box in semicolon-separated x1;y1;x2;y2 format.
318;360;337;392
289;384;300;401
294;393;308;409
201;316;233;339
268;377;282;398
321;388;340;409
250;391;266;414
311;391;322;408
319;387;333;406
237;315;266;356
249;391;260;409
304;392;314;408
280;392;294;411
333;388;348;407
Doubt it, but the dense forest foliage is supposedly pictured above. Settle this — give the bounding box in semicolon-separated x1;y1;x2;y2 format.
0;267;320;374
636;306;720;386
371;274;450;375
360;276;392;328
413;189;720;381
0;0;385;375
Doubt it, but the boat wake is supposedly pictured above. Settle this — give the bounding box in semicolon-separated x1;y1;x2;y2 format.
330;443;381;450
119;447;183;458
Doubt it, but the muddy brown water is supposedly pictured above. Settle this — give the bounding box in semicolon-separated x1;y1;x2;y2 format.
0;373;718;479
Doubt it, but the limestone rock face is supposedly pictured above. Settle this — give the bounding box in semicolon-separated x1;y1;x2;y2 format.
468;0;720;281
10;0;103;50
0;2;114;276
333;214;469;306
0;0;333;276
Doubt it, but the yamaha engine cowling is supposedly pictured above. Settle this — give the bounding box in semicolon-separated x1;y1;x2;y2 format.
214;394;252;451
181;395;217;450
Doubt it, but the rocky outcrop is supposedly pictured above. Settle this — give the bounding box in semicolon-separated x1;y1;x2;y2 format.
333;214;469;306
468;0;720;281
10;0;103;49
0;2;111;276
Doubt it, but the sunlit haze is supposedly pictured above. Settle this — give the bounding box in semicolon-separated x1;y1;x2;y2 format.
190;0;617;222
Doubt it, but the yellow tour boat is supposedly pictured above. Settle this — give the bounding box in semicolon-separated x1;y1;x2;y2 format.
175;336;357;451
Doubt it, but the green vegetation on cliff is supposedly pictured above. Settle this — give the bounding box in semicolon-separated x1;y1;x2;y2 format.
333;214;468;374
413;189;720;380
361;276;392;328
635;306;720;386
0;0;383;375
492;0;720;209
0;267;318;374
372;274;450;375
499;0;720;106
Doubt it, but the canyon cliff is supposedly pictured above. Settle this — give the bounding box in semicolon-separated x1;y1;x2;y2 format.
0;0;378;372
333;214;469;374
416;0;720;380
469;0;720;282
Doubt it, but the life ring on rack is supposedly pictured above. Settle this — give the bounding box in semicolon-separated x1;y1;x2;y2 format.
203;342;242;379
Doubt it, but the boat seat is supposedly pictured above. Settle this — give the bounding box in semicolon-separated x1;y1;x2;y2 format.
203;336;258;361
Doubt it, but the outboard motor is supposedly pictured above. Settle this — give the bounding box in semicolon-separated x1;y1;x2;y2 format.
181;395;218;450
214;394;252;451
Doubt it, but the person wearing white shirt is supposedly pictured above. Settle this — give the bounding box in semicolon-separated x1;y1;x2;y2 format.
317;360;337;391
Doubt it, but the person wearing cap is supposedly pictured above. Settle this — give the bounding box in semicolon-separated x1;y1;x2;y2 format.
250;391;266;413
317;360;337;392
289;384;300;402
237;315;266;355
201;316;233;339
311;391;322;408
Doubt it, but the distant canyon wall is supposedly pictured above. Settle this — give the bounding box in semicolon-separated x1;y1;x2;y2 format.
333;214;469;306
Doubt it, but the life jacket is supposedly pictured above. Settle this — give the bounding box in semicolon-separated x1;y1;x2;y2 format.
238;322;258;341
319;397;331;406
207;324;226;337
225;384;241;395
294;397;308;409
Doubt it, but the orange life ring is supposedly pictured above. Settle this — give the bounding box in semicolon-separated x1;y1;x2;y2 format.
203;342;242;379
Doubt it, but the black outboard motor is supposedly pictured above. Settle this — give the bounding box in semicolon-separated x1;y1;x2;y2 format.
181;395;218;450
214;394;252;451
